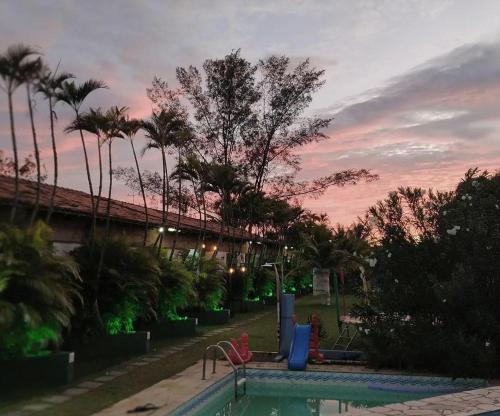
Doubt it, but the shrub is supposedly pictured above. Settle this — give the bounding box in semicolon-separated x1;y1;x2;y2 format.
0;221;80;359
355;171;500;378
251;268;275;298
226;268;252;304
191;257;225;311
71;235;160;336
157;255;195;320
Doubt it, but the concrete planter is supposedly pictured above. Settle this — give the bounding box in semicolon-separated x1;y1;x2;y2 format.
243;299;264;312
76;331;150;358
0;351;74;389
194;309;230;326
262;295;277;305
146;318;197;339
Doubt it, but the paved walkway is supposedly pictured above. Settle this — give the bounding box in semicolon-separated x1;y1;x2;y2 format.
344;387;500;416
1;311;271;416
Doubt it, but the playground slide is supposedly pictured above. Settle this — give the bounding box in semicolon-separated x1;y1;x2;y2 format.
287;324;311;371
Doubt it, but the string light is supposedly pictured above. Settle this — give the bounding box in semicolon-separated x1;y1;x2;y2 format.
212;245;218;251
201;243;206;249
229;267;235;274
240;266;246;272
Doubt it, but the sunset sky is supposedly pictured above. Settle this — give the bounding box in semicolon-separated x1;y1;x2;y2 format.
2;0;500;225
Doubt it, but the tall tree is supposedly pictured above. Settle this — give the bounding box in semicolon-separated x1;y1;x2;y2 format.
177;51;378;235
58;79;108;229
37;66;74;223
21;55;43;225
142;108;188;253
0;44;40;222
65;107;107;234
121;117;149;246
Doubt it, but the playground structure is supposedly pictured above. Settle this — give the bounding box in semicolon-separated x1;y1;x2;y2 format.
275;290;365;370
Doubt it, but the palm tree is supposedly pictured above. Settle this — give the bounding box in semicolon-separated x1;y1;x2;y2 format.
0;44;40;222
58;79;107;228
69;106;125;331
21;56;43;225
142;109;187;253
65;107;106;235
121;117;149;246
168;127;193;260
36;66;74;223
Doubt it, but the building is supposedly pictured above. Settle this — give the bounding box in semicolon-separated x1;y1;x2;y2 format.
0;175;257;263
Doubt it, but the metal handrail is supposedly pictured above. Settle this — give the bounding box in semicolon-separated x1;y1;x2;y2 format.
216;340;246;380
202;343;247;399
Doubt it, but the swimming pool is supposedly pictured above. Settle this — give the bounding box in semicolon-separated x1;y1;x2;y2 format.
169;369;486;415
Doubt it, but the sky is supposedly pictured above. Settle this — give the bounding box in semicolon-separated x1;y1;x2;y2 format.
2;0;500;225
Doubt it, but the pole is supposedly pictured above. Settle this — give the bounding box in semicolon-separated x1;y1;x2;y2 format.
274;264;281;351
333;270;341;331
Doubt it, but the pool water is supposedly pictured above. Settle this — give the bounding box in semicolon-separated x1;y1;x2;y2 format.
170;369;486;416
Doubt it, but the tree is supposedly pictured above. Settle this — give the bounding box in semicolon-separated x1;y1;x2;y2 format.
0;44;40;222
20;54;43;225
177;51;378;235
176;50;259;167
58;79;108;229
0;151;47;182
142;108;189;253
36;66;74;223
121;117;149;246
168;124;193;260
65;108;107;234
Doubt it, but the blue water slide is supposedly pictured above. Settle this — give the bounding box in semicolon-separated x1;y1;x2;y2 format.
287;324;311;371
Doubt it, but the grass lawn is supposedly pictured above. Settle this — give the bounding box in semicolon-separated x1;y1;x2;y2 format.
0;294;360;416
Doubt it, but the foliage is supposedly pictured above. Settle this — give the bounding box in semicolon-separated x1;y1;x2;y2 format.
355;170;500;377
226;269;252;304
0;221;80;359
157;254;196;320
251;268;275;298
190;257;226;311
0;150;47;182
71;235;160;336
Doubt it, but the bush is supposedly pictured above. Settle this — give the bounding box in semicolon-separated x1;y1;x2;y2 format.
251;268;275;299
355;171;500;378
71;235;160;336
226;268;252;304
191;257;225;311
0;221;80;359
157;255;195;320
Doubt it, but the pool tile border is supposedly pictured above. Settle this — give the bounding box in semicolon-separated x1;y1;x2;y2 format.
169;368;487;416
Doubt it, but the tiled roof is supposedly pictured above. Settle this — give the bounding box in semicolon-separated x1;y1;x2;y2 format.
0;175;252;240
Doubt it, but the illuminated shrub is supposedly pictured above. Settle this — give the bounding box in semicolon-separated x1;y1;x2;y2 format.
157;255;195;320
191;258;225;311
0;221;80;359
71;235;160;336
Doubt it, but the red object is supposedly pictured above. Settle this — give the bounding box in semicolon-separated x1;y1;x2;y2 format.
308;314;324;363
228;333;253;364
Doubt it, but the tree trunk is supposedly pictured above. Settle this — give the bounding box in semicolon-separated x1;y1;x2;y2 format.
77;111;95;237
169;148;182;261
93;140;113;333
27;83;41;226
46;96;57;224
8;91;19;223
94;138;104;230
130;139;148;246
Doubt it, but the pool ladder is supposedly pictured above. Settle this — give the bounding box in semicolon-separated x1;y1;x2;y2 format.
202;341;247;400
